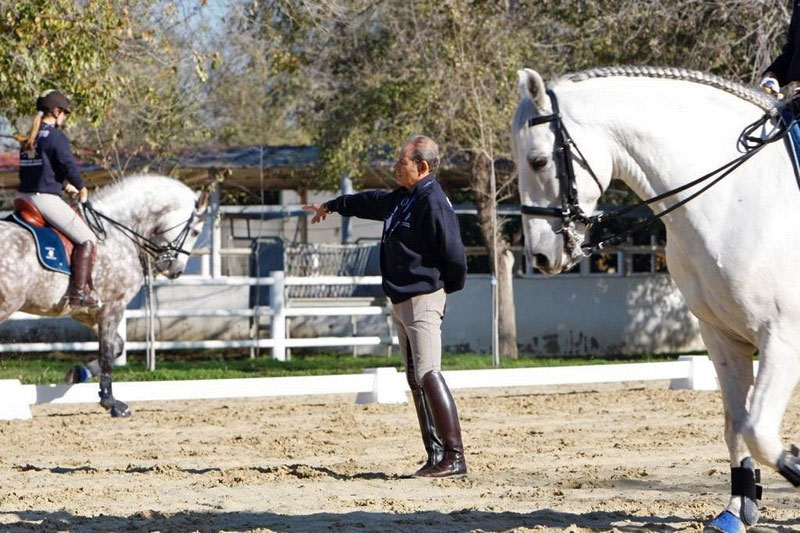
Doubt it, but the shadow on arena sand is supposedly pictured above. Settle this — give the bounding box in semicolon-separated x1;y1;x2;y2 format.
10;508;800;533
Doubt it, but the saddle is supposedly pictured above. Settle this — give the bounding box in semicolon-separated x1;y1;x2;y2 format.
5;198;77;275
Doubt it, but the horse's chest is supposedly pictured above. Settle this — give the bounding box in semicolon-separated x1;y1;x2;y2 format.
666;248;756;338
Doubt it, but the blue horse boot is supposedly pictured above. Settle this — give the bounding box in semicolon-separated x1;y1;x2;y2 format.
706;457;761;533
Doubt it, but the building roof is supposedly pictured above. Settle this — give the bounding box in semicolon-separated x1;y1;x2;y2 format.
0;145;511;195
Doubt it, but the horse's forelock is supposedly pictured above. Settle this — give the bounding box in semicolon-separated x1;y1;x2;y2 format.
512;97;542;154
513;97;536;133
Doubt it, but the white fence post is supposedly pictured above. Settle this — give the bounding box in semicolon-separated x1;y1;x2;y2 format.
0;380;32;420
355;367;408;404
210;182;222;279
669;355;718;391
270;270;286;361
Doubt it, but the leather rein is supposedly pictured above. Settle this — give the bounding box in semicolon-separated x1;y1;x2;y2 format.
520;89;792;256
82;201;198;265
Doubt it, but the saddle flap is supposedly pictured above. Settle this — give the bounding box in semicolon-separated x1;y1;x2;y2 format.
13;197;46;227
8;198;77;274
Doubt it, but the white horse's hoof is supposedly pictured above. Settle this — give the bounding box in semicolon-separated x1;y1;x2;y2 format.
706;511;746;533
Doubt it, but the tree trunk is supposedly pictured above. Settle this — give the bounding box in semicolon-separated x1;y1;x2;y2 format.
497;248;518;358
471;151;518;358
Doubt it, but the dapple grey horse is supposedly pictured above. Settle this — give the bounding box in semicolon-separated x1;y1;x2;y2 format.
0;174;208;417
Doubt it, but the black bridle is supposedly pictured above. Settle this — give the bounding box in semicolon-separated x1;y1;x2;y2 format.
82;201;200;267
520;89;791;255
520;90;599;226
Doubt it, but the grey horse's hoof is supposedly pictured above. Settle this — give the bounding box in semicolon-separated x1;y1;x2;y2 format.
102;399;132;418
706;511;746;533
110;401;132;418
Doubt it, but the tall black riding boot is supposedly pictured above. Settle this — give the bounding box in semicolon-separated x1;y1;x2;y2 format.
418;370;467;478
68;241;98;307
412;388;444;476
404;337;444;476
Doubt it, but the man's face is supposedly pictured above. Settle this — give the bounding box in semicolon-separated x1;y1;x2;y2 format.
393;143;422;188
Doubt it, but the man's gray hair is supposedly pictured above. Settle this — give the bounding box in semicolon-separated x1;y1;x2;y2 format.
406;135;440;173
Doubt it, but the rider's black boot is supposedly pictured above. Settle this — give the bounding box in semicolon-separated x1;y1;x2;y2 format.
68;241;98;307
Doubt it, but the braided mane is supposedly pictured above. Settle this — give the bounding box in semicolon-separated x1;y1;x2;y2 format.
559;66;778;111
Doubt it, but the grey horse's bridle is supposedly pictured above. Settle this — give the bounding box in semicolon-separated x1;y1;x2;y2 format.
83;201;201;269
520;89;602;227
519;89;604;258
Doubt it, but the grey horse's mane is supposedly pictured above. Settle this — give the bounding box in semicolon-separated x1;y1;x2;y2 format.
558;66;777;111
93;173;190;202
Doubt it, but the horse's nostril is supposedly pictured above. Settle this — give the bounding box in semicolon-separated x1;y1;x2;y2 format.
533;253;549;270
172;271;182;280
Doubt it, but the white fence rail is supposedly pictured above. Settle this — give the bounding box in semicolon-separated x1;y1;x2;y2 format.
3;273;395;363
0;356;731;420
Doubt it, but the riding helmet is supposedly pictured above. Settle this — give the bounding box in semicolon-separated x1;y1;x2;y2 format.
36;90;71;114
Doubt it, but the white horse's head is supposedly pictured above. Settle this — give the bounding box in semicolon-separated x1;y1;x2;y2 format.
512;68;612;274
150;188;210;279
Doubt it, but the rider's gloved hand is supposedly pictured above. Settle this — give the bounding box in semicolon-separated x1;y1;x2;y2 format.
761;76;781;96
64;183;78;197
78;187;88;204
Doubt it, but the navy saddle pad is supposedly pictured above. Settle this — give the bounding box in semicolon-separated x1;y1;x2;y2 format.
5;213;71;275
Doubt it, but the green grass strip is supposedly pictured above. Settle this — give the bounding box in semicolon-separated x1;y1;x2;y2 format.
0;352;688;385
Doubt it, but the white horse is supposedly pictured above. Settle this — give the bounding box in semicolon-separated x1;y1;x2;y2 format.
0;174;207;417
513;66;800;532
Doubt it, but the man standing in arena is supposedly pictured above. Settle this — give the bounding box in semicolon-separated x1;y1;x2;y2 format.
303;135;468;478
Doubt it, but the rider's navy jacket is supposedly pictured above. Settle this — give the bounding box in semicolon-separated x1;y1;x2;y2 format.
18;123;84;195
766;0;800;86
324;174;467;304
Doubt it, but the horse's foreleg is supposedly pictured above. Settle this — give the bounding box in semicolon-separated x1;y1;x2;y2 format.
66;332;124;384
744;331;800;489
700;323;760;532
97;311;131;418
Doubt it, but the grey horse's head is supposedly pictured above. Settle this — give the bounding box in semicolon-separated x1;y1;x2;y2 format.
512;69;611;274
149;189;210;279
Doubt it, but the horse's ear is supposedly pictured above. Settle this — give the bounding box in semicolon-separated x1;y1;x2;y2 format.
517;68;549;111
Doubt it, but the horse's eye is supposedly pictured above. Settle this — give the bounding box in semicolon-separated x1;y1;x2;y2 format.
191;229;200;237
528;155;549;171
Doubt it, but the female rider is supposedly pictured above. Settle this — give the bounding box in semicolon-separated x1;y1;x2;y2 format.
14;90;98;307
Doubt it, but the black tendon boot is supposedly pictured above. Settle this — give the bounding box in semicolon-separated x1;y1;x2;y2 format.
412;388;444;476
417;371;467;478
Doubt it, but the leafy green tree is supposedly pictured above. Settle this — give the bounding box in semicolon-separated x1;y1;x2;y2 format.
1;0;220;179
0;0;129;124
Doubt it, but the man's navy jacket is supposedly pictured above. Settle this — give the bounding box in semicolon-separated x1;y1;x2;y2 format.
324;174;467;304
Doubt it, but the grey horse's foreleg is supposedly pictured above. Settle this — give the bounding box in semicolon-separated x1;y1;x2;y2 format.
65;332;124;384
97;316;131;418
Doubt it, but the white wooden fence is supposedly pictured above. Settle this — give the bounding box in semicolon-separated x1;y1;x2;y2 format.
3;273;396;363
0;356;729;420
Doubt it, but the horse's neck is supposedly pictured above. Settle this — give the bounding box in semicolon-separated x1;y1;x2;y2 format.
560;78;793;249
95;184;172;233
